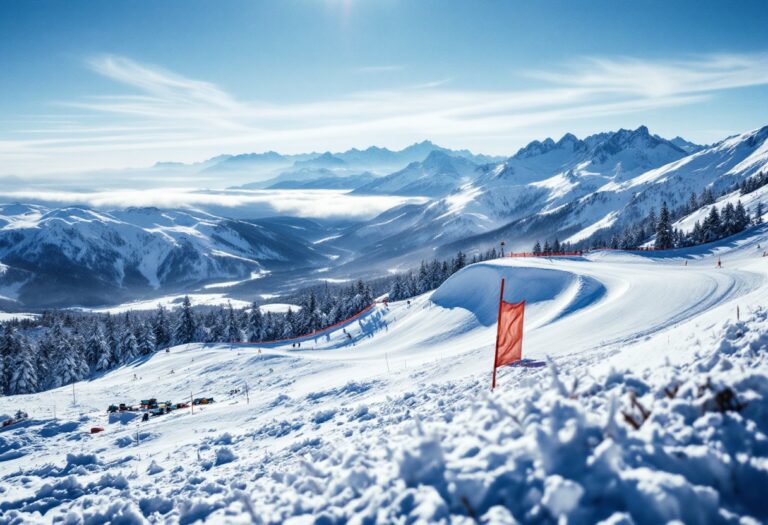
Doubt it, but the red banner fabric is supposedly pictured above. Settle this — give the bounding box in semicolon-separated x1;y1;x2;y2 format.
495;300;525;367
492;278;525;389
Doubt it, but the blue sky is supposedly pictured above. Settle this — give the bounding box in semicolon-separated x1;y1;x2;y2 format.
1;0;768;176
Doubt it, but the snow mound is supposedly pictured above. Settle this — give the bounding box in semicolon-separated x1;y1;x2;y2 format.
431;261;604;325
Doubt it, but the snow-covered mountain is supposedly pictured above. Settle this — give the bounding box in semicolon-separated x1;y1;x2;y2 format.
352;150;481;197
436;126;768;257
670;136;704;154
0;205;332;307
333;126;698;264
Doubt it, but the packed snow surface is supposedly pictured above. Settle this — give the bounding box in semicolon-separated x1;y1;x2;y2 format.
2;226;768;523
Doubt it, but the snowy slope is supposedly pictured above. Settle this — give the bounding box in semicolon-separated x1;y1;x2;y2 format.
0;205;332;308
2;225;767;523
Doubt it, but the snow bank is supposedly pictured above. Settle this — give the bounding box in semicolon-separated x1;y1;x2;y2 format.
431;262;604;326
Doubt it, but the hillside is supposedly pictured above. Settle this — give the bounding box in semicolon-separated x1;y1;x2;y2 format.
0;206;333;308
1;225;767;522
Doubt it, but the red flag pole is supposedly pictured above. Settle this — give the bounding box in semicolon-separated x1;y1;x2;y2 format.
492;278;506;390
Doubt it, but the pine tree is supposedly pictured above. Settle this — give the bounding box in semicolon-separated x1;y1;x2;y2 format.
755;202;764;224
389;276;405;302
734;200;750;232
104;314;119;360
609;233;620;249
688;192;698;212
225;302;242;343
283;308;296;338
119;328;139;363
0;325;22;393
153;306;171;350
417;262;430;294
71;333;90;379
703;206;722;242
136;324;156;356
647;208;658;233
452;251;466;273
532;241;541;254
205;309;225;343
49;323;81;387
95;339;113;371
247;303;264;342
8;336;38;395
620;228;634;249
35;335;54;390
654;202;674;249
691;220;704;244
174;295;197;345
721;202;737;236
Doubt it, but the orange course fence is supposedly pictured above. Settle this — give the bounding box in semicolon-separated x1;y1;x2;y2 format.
505;246;661;258
237;301;383;347
506;251;584;258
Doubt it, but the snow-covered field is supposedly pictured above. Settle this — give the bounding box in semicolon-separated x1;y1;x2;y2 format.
87;294;253;314
1;226;768;523
0;312;36;322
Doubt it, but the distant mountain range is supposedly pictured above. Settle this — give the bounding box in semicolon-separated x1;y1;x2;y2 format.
0;206;336;307
4;125;768;309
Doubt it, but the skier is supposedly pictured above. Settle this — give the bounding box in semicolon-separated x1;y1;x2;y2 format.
716;258;722;269
142;412;149;422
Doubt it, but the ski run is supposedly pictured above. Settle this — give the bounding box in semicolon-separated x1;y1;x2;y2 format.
2;225;768;524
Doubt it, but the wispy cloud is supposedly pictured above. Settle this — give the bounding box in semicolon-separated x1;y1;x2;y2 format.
2;52;768;176
530;54;768;98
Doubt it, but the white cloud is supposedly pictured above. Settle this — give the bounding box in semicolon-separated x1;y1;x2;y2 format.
0;188;427;220
2;52;768;176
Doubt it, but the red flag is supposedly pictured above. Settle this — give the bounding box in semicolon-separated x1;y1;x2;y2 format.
492;278;525;389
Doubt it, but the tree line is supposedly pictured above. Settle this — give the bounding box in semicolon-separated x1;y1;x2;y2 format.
533;185;762;253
